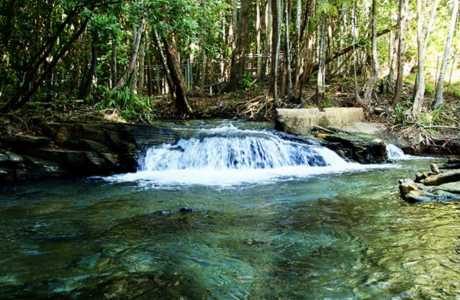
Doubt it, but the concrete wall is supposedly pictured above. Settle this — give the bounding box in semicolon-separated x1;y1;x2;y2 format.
276;107;365;135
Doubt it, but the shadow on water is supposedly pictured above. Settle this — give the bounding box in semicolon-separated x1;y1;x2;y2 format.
1;159;460;299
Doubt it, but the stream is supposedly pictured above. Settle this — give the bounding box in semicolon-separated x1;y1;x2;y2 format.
0;121;459;299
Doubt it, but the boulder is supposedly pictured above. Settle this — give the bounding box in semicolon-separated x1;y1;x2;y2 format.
310;126;388;163
399;165;460;203
276;108;365;134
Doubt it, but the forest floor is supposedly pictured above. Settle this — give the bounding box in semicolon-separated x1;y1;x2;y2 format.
1;79;459;155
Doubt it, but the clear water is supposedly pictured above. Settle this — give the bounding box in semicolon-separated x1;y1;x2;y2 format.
0;123;459;299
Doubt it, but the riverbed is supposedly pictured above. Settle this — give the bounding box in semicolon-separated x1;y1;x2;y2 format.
0;122;459;299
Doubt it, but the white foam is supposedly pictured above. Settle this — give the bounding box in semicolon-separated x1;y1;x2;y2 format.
103;125;398;187
386;144;432;160
106;164;395;187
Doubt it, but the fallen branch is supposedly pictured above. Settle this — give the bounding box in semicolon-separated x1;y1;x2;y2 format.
419;125;460;130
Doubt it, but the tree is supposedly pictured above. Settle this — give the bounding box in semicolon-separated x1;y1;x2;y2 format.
433;0;459;109
412;0;427;118
393;0;408;104
363;0;379;104
116;15;146;88
229;0;250;90
317;12;327;104
271;0;281;100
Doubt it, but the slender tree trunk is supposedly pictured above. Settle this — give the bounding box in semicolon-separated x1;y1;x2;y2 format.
433;0;459;109
265;0;273;78
352;0;362;103
285;0;293;98
363;0;379;104
412;0;427;117
153;28;175;99
293;0;314;100
116;16;146;89
317;14;327;104
137;36;146;93
201;53;207;93
79;33;98;99
271;0;281;100
412;0;439;99
163;36;193;115
393;0;408;104
229;0;250;89
296;0;302;39
256;0;262;78
111;33;118;89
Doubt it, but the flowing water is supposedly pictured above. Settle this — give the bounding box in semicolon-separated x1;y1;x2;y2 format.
0;122;459;299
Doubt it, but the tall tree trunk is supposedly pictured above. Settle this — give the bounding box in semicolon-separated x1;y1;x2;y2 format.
79;33;98;99
137;36;146;93
201;53;207;93
153;28;175;99
256;0;262;78
163;36;193;115
296;0;302;39
229;0;250;89
363;0;379;104
412;0;427;117
433;0;459;109
116;16;146;89
316;14;327;104
271;0;282;100
285;0;293;98
293;0;314;100
412;0;439;99
352;0;362;103
265;0;273;78
393;0;408;104
111;33;118;89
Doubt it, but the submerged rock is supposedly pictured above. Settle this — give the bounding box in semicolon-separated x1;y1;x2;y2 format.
399;164;460;203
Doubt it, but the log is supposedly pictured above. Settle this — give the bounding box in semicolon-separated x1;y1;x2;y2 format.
422;169;460;186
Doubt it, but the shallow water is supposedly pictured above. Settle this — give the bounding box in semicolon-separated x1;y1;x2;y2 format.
1;161;459;299
0;124;459;299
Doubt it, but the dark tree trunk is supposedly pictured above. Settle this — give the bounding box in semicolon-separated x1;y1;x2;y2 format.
116;16;145;88
229;0;250;90
79;34;98;99
162;36;193;116
271;0;281;100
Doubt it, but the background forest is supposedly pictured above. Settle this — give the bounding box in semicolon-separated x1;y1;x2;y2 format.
0;0;459;127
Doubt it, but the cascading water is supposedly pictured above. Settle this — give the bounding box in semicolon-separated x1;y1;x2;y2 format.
386;144;407;160
109;125;391;186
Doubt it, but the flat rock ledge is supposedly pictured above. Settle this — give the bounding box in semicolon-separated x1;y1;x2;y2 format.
275;108;388;164
399;163;460;203
0;122;178;183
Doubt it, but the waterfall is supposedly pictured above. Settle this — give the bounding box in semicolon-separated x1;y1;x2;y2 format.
386;144;409;160
108;125;391;186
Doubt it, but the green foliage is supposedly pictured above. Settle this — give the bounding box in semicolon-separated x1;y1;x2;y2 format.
393;100;412;125
241;73;255;90
321;96;334;108
446;84;460;98
96;86;153;121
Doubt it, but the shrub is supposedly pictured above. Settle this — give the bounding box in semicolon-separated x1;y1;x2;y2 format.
96;86;153;121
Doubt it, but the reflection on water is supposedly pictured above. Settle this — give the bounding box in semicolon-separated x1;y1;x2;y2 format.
0;160;459;299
